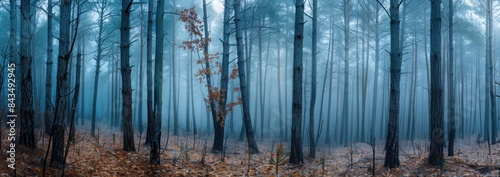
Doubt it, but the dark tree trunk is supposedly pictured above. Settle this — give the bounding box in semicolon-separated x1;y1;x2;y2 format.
384;0;401;168
308;0;318;158
19;0;35;149
45;0;54;135
145;0;154;146
289;0;304;164
151;0;164;164
447;0;455;156
51;0;72;168
429;0;445;167
91;0;109;138
120;0;135;152
213;0;232;153
233;0;259;154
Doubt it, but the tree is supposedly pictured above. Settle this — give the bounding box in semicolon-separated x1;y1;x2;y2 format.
215;0;232;152
51;0;72;168
308;0;318;158
429;0;445;167
45;0;54;135
151;0;164;164
91;0;111;138
379;0;401;168
290;0;304;165
340;0;351;146
120;0;135;152
485;0;497;145
233;0;259;154
145;0;154;146
447;0;455;156
19;0;35;149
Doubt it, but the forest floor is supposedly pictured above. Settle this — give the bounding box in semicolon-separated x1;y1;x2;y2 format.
1;125;500;176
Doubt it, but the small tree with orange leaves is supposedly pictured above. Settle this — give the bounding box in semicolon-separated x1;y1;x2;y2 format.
180;6;240;152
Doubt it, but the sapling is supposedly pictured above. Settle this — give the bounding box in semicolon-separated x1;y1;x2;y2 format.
269;141;287;177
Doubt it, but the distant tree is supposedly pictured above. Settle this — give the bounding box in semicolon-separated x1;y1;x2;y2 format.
91;0;112;138
429;0;445;167
19;0;35;149
120;0;135;152
289;0;304;164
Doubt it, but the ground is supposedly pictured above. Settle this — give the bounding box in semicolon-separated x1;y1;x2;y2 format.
1;125;499;176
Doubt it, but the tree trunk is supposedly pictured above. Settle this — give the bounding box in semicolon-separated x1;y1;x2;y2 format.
486;0;497;145
447;0;455;156
213;0;232;153
233;0;259;154
19;0;35;149
384;0;401;168
289;0;304;164
325;15;334;144
145;0;154;146
51;0;72;168
91;1;108;137
69;38;82;143
308;0;318;158
120;0;135;152
429;0;445;167
45;0;53;135
138;4;145;134
172;0;179;136
151;0;164;163
341;0;351;147
370;3;380;140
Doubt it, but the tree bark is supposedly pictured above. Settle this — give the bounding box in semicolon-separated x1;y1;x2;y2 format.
289;0;304;164
233;0;259;154
151;0;164;163
145;0;154;146
429;0;445;167
447;0;455;156
384;0;401;168
308;0;318;158
51;0;72;168
20;0;35;149
45;0;54;135
120;0;135;152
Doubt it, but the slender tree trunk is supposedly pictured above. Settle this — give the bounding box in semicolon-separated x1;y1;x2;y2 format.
429;0;445;167
213;0;232;153
145;0;154;146
290;0;304;164
45;0;54;135
384;0;401;168
308;0;318;158
138;4;145;134
151;0;164;163
91;1;108;137
278;38;283;139
120;0;135;152
19;0;35;148
486;0;497;145
172;0;179;136
233;0;259;153
325;16;334;144
370;3;380;140
340;0;351;147
69;39;82;143
447;0;455;156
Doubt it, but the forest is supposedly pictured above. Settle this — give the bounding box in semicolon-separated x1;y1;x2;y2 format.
0;0;499;176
